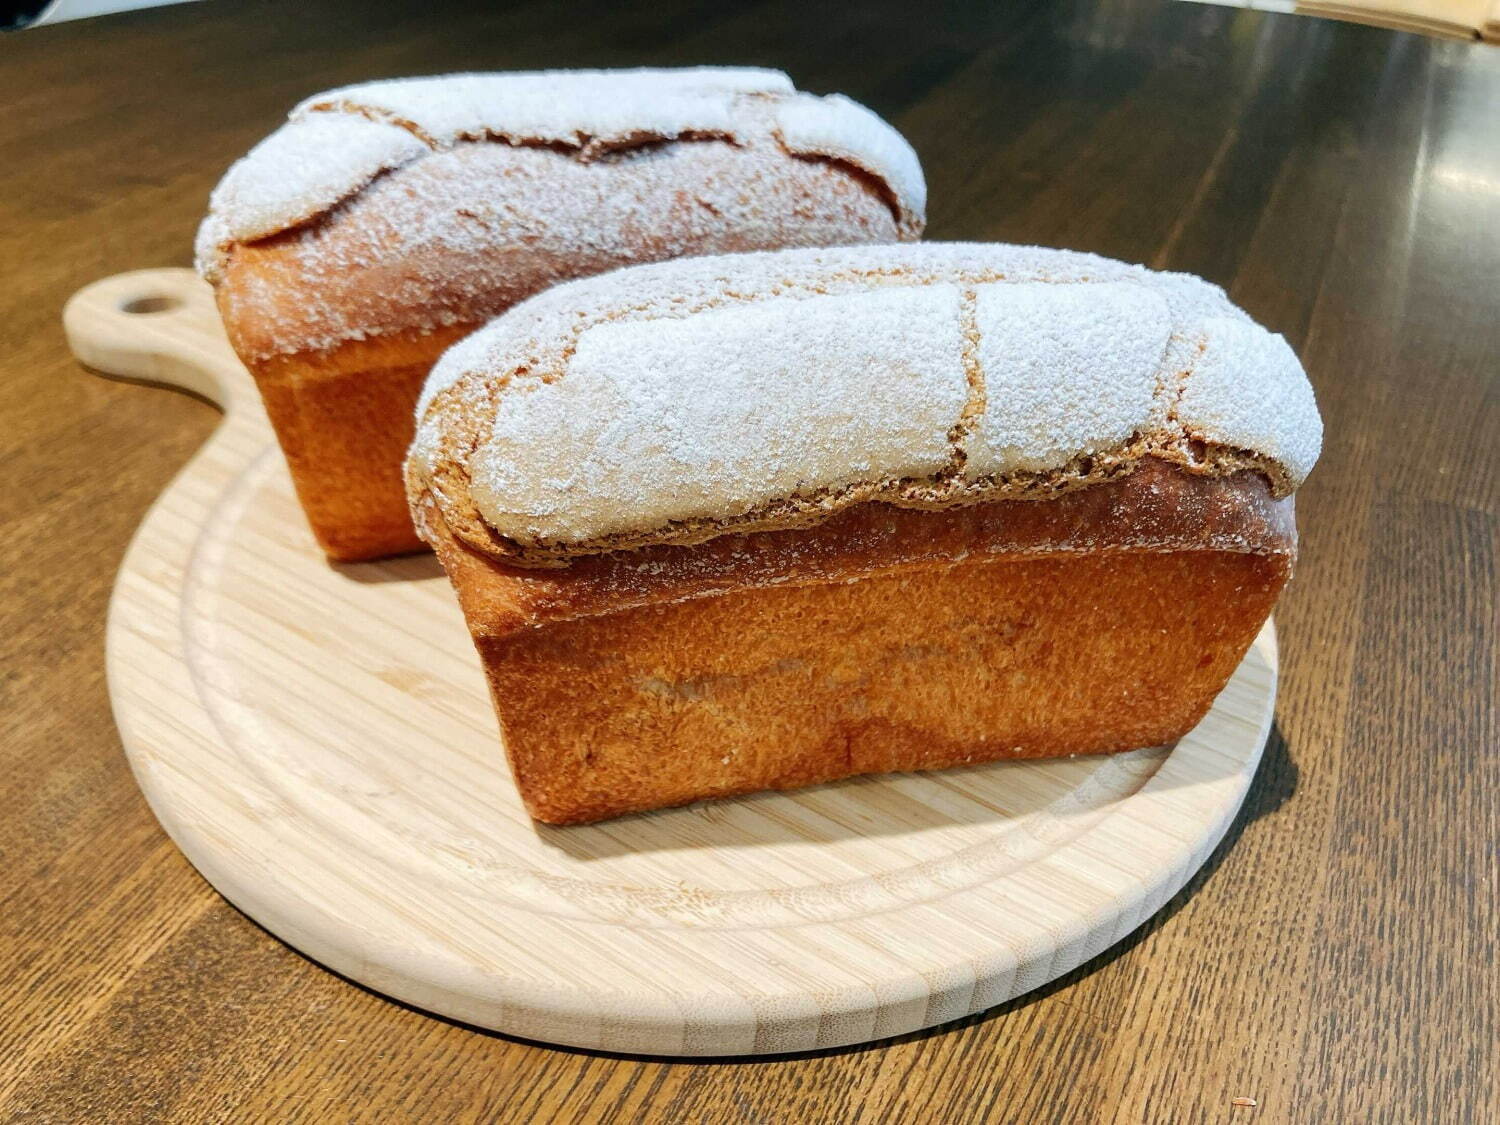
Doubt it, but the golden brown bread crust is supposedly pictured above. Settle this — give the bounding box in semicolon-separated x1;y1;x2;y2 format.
484;551;1286;825
247;332;460;559
218;136;911;560
416;459;1294;823
418;458;1295;635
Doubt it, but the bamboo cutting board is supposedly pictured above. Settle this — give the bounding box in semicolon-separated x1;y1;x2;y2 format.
63;269;1279;1057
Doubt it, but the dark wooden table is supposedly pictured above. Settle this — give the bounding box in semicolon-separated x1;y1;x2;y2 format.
2;0;1495;1120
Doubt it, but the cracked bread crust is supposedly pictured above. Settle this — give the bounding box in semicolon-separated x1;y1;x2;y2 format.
207;100;917;366
197;69;925;290
407;243;1321;569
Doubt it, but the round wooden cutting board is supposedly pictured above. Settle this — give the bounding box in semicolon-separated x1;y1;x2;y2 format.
64;269;1279;1057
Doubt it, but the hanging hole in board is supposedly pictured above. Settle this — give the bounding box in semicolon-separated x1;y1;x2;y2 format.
120;295;182;315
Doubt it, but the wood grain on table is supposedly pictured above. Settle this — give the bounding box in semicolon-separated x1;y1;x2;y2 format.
1;0;1495;1121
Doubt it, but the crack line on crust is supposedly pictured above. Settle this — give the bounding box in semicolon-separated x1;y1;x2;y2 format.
302;98;444;149
415;266;1300;566
950;286;987;473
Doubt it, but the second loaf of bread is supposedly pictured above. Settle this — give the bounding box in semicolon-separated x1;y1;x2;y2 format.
406;242;1321;823
198;68;925;559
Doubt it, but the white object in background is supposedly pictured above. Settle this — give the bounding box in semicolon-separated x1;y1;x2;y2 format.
1179;0;1296;9
31;0;200;26
1176;0;1495;42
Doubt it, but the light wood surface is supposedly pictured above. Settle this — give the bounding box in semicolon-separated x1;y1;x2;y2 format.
3;0;1495;1118
59;268;1278;1057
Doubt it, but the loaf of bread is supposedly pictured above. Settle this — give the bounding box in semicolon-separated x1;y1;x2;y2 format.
196;69;925;560
406;243;1322;824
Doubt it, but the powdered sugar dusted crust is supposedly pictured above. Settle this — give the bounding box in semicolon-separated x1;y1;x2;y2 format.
965;281;1172;474
409;242;1322;567
773;94;927;223
473;286;967;543
195;115;427;260
195;68;924;290
295;68;793;146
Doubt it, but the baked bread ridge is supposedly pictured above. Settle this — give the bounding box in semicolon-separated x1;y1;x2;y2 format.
407;242;1322;569
197;68;925;364
414;463;1293;825
413;458;1296;637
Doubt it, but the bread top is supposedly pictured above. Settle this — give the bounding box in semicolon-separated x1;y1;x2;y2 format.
196;69;925;362
407;242;1322;568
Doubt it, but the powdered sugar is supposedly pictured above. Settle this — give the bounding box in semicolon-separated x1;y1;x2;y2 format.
774;93;926;233
417;242;1133;414
294;68;793;146
193;114;426;274
470;286;966;544
965;281;1170;475
1179;318;1322;483
411;242;1322;562
195;69;925;289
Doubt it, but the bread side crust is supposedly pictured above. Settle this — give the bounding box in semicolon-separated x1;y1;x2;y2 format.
485;549;1288;824
419;458;1294;823
481;551;1289;824
416;459;1295;636
254;352;436;560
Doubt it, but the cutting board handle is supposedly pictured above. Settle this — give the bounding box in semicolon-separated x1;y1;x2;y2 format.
62;268;257;417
